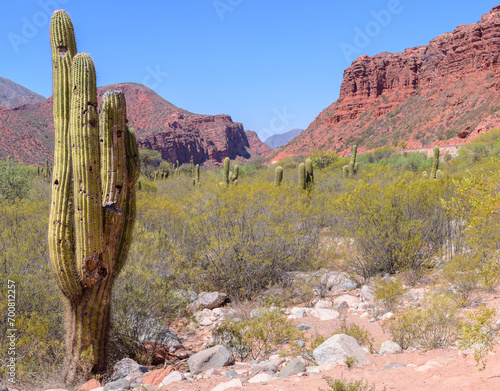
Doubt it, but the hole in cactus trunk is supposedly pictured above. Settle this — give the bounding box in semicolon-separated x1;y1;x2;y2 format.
54;179;59;186
57;46;68;58
98;267;108;278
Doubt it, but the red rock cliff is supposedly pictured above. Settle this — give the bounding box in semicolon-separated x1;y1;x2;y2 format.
278;6;500;159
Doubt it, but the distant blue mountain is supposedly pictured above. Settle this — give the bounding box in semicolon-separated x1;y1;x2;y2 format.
264;128;304;149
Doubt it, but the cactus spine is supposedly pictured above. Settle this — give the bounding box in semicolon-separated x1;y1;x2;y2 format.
48;11;139;383
275;166;283;186
343;145;359;177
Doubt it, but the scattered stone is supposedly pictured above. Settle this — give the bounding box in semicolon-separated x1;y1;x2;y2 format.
358;302;372;310
143;367;175;386
297;324;312;330
198;292;229;309
290;307;307;319
361;285;375;302
298;340;306;347
276;357;306;377
78;379;101;391
360;312;371;319
199;317;213;326
210;378;244;391
109;358;148;382
249;373;274;383
136;318;184;355
225;370;238;378
175;350;189;359
103;378;130;391
251;361;278;373
381;312;394;320
335;301;349;310
315;299;333;309
383;362;407;370
188;345;234;375
306;366;321;373
310;308;340;321
380;340;403;355
204;368;221;378
313;334;371;368
416;360;443;372
158;371;185;387
334;295;359;308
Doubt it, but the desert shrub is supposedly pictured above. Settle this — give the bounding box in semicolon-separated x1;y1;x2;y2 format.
336;170;450;279
459;306;497;370
383;293;460;350
137;180;158;193
0;199;64;386
442;254;482;306
373;277;407;310
0;158;33;200
319;376;380;391
182;181;321;300
309;150;340;169
333;322;374;353
212;309;303;360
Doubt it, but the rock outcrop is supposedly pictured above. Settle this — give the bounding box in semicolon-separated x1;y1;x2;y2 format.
0;83;253;166
245;130;273;157
277;6;500;159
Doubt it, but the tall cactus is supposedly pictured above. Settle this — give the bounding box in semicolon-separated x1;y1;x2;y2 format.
275;166;283;186
194;163;200;186
305;158;314;187
430;146;439;180
231;164;239;185
48;11;139;383
223;157;230;185
343;144;359;177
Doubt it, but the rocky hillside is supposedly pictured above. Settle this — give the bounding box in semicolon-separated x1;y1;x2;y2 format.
245;130;273;157
0;77;46;109
264;128;304;149
0;83;255;166
277;6;500;159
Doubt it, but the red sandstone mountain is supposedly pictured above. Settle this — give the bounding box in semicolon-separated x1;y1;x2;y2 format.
276;6;500;160
244;130;273;157
0;83;254;166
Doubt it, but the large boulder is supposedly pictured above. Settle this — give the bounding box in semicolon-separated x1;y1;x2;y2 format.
109;358;148;382
187;292;228;312
379;340;403;355
313;334;371;368
188;345;233;375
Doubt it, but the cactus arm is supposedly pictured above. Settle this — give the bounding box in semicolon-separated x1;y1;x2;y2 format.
48;10;81;299
70;53;105;287
305;158;314;185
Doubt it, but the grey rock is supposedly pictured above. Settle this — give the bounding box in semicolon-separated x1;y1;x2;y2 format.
340;278;358;290
313;334;371;367
297;324;312;330
361;285;375;302
380;340;403;354
225;370;238;378
188;345;233;375
310;308;340;320
276;357;305;377
335;301;349;310
210;378;243;391
159;371;185;387
290;307;307;319
136;318;184;351
251;361;278;373
383;362;407;369
103;378;130;391
109;358;148;382
203;368;221;378
197;292;228;310
298;340;305;347
0;387;9;391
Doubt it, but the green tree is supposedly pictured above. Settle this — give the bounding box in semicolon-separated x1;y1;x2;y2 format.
0;158;32;200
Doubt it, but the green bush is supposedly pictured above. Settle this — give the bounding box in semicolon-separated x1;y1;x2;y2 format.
212;309;303;360
319;376;380;391
373;277;406;310
383;293;460;350
0;158;33;200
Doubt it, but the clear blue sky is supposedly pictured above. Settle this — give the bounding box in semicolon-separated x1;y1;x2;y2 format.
1;0;498;141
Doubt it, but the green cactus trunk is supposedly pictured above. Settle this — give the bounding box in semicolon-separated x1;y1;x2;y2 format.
305;158;314;187
223;157;230;185
430;146;439;180
48;11;139;384
275;166;283;186
195;164;200;185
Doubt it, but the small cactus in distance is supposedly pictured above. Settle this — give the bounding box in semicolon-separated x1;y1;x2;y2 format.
275;166;283;186
305;158;314;186
343;144;359;177
430;146;440;180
